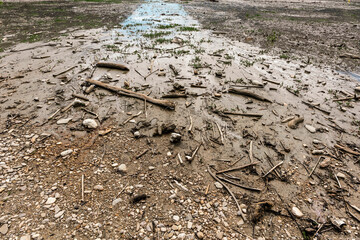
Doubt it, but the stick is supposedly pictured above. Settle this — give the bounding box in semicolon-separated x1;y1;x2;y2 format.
135;69;144;78
115;182;129;199
217;175;261;192
188;116;193;133
333;170;342;189
86;79;175;109
144;99;147;119
309;157;323;177
302;101;330;115
190;143;202;161
144;69;159;79
53;66;76;77
222;111;263;118
262;78;280;85
333;96;360;102
72;93;89;101
228;88;272;103
207;166;246;220
262;161;284;178
96;62;129;71
81;175;84;202
215;121;224;144
216;161;260;174
249;141;254;163
334;144;360;155
136;149;149;159
122;111;142;125
48;109;60;120
177;153;184;165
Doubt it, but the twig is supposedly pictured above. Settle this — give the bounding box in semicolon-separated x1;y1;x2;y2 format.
217;175;261;192
177;153;184;165
333;170;342;189
207;166;246;220
190;143;202;161
115;182;129;199
216;161;260;174
53;65;76;77
334;144;360;155
215;121;224;144
122;111;142;125
222;111;263;118
144;99;147;119
309;157;323;177
249;141;254;163
263;161;284;178
81;175;84;202
136;149;149;159
135;69;144;78
144;69;159;79
188;116;193;133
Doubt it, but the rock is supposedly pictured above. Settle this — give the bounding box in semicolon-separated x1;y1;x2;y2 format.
83;119;98;129
320;158;332;168
187;222;193;229
173;215;180;221
355;86;360;92
55;210;65;218
170;133;181;143
45;197;56;205
196;232;204;239
20;235;31;240
0;223;8;235
214;182;223;189
336;172;346;179
291;206;303;218
305;124;316;133
54;205;60;214
118;164;127;173
112;198;122;206
60;149;73;157
237;219;244;226
94;185;104;191
216;230;224;239
56;118;72;125
331;218;346;229
133;131;140;138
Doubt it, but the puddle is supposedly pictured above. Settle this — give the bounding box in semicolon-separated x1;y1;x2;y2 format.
113;0;198;41
338;70;360;82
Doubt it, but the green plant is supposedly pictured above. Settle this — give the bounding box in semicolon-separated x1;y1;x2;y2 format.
267;31;279;43
179;26;198;31
143;31;171;38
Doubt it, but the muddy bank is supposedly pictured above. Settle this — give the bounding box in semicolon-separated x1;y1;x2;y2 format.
0;0;360;239
184;0;360;71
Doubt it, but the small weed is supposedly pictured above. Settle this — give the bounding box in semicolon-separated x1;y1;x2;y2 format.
280;54;290;60
179;26;198;31
267;31;279;44
23;34;41;43
105;44;121;52
155;38;171;44
240;60;254;67
143;31;171;39
157;24;179;29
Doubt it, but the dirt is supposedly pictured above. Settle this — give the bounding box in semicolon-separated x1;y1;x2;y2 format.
0;0;360;240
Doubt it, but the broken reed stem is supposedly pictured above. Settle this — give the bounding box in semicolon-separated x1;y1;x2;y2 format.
81;174;84;202
249;141;254;163
263;161;284;178
216;161;260;174
207;166;246;221
309;156;323;177
188;116;193;133
215;121;224;144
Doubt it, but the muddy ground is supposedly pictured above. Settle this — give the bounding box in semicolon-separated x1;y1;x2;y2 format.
0;0;360;240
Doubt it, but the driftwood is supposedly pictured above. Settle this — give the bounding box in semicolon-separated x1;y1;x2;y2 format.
334;144;360;156
228;88;272;103
96;62;129;71
86;79;175;110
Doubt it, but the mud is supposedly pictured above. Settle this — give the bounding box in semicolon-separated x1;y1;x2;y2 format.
0;0;360;239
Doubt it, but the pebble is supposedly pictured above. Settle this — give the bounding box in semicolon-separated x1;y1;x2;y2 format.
0;223;8;235
149;166;155;170
336;172;346;179
187;222;193;229
320;157;332;168
112;198;122;206
214;182;223;189
45;197;56;205
134;131;140;138
60;149;73;157
55;210;65;218
173;215;180;221
20;235;31;240
83;119;98;129
94;185;104;191
305;124;316;133
170;133;181;143
56;118;72;125
118;164;127;173
216;230;224;239
196;232;204;239
291;206;304;218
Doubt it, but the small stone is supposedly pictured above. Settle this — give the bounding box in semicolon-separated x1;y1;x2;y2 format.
355;86;360;92
60;149;73;157
237;219;244;226
336;172;346;179
187;222;193;229
149;166;155;170
170;133;181;143
83;119;98;129
118;164;127;173
216;230;224;239
56;118;72;125
45;197;56;205
112;198;122;206
0;224;8;235
291;206;303;218
196;232;204;239
214;182;223;189
20;235;31;240
55;210;65;218
312;150;324;155
134;131;140;138
173;215;180;221
320;158;332;168
94;185;104;191
305;124;316;133
54;205;60;214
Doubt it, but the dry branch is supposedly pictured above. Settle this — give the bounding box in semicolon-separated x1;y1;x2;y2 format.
86;79;175;110
96;62;129;71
